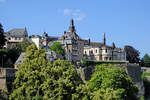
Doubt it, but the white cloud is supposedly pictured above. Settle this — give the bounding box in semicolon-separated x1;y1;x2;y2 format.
63;8;86;21
0;0;6;2
63;8;72;15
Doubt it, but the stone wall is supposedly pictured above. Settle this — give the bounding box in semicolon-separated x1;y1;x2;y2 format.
0;68;17;92
125;64;145;98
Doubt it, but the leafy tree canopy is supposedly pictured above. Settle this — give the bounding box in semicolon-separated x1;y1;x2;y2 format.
124;45;140;63
142;54;150;67
10;43;83;100
16;38;31;52
50;42;65;55
0;23;6;49
88;64;138;100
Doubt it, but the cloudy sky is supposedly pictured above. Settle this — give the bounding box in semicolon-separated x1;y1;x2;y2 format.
0;0;150;57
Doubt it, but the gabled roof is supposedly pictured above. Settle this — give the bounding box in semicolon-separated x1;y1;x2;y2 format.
48;36;59;41
15;52;25;65
90;42;104;47
5;28;28;37
90;42;113;48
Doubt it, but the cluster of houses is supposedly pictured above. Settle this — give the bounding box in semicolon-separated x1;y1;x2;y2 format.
1;19;147;98
4;19;126;65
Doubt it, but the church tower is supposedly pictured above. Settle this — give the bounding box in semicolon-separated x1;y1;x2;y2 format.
68;18;76;32
103;32;106;45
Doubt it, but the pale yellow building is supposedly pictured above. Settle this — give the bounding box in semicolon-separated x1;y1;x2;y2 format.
83;33;126;61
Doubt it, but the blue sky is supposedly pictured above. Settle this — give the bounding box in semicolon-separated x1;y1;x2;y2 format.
0;0;150;57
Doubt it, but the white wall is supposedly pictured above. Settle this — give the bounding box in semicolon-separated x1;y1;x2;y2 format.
31;37;40;49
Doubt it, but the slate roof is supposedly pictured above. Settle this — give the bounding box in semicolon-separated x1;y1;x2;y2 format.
90;42;104;47
5;28;28;38
91;42;115;48
15;52;25;65
48;36;59;41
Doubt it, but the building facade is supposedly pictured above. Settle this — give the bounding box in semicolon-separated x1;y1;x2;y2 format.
4;28;28;48
11;19;126;64
83;33;126;61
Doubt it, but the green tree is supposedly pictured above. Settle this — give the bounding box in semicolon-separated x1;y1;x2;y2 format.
142;54;150;67
10;43;84;100
88;64;138;100
81;58;87;67
9;43;49;99
0;23;6;49
124;45;140;63
41;60;83;100
50;42;65;56
16;38;31;52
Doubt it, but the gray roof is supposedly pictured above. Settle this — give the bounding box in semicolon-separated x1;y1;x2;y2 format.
90;42;104;47
90;42;113;48
15;52;25;65
29;34;41;38
5;28;28;37
48;36;59;41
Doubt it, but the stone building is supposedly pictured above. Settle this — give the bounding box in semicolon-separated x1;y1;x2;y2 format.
83;33;126;61
57;19;89;62
12;19;126;63
4;28;28;48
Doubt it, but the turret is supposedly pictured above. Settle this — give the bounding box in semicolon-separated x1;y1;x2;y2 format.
112;42;116;49
24;27;28;37
103;32;106;45
88;38;91;45
68;19;76;32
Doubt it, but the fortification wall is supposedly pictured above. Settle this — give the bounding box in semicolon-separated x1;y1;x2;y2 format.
0;68;17;92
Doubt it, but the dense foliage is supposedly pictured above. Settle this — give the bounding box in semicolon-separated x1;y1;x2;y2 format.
50;42;65;56
0;49;14;67
0;48;20;67
88;64;138;100
142;72;150;98
141;54;150;67
0;23;6;49
9;43;83;100
0;38;31;67
9;43;139;100
16;38;31;52
124;45;140;63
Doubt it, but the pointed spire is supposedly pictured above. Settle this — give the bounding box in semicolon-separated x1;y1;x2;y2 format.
70;18;74;26
24;27;28;37
103;32;106;45
68;18;76;32
112;42;116;49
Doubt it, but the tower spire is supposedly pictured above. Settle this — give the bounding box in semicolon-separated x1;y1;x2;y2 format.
103;32;106;45
112;42;116;49
68;18;75;32
70;18;74;26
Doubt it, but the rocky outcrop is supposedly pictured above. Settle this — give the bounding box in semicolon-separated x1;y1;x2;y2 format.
125;64;145;98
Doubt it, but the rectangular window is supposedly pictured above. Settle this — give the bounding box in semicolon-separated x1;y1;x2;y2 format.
105;49;107;53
